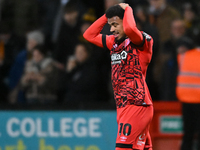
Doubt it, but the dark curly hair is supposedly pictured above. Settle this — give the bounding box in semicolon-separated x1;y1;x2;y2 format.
105;5;125;19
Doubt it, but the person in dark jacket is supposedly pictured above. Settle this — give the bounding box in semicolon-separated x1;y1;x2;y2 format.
154;19;187;100
64;43;101;103
160;37;194;101
0;22;25;103
53;1;81;65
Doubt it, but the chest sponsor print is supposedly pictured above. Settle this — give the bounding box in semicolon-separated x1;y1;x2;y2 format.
111;50;127;65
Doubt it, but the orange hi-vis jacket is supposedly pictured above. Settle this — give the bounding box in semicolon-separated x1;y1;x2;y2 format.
176;48;200;103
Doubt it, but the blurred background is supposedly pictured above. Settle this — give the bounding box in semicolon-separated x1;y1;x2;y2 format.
0;0;200;149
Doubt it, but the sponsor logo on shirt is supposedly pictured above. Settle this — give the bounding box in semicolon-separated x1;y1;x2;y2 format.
143;32;151;41
113;44;118;48
137;133;146;146
120;136;127;142
111;50;127;65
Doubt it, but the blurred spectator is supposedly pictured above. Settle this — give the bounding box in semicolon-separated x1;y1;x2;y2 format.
78;9;109;65
176;47;200;150
158;19;186;70
0;22;25;103
78;10;111;102
160;37;194;101
182;2;200;46
64;43;101;103
78;9;97;43
52;1;86;103
52;0;71;43
8;30;44;104
52;0;86;43
135;6;159;50
148;0;181;45
21;45;58;104
154;19;187;99
53;1;81;65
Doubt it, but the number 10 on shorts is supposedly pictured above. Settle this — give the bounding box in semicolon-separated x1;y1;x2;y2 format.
119;123;132;136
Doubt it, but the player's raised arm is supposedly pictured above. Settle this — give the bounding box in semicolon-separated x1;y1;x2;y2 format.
83;15;108;48
119;3;144;46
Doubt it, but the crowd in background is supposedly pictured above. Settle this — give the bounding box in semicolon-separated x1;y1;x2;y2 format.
0;0;200;106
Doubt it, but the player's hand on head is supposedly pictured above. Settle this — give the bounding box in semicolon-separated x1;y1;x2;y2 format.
118;3;129;10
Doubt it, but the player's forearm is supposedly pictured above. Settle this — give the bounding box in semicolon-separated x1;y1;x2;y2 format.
123;6;143;45
83;14;107;47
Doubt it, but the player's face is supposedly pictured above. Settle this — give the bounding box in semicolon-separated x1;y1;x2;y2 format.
108;16;126;41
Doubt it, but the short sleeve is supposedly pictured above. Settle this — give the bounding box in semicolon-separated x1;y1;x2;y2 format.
133;32;153;54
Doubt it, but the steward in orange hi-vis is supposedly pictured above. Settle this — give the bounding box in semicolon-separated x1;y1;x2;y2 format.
176;48;200;103
177;47;200;150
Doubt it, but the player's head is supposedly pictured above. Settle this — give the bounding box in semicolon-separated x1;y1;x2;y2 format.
106;5;126;42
